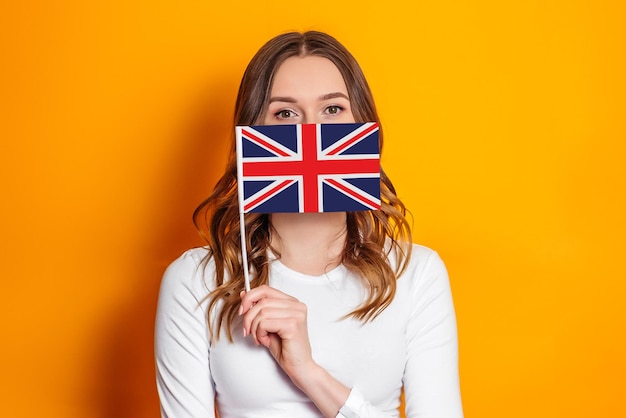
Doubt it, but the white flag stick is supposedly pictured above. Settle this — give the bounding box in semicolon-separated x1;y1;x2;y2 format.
239;211;251;292
236;126;251;291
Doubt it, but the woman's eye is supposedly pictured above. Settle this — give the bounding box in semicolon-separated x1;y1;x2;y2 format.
325;105;343;115
275;109;296;119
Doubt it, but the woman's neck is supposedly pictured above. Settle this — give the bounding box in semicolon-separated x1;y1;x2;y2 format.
269;212;347;276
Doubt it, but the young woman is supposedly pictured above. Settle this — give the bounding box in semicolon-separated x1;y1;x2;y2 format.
155;31;463;418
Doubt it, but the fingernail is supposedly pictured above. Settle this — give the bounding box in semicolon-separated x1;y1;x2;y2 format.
238;304;243;316
242;327;247;337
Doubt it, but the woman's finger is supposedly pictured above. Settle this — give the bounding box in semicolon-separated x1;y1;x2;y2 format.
248;305;305;345
252;316;302;348
239;285;297;314
243;299;303;342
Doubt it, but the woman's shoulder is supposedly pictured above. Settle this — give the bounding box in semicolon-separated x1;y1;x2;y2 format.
389;243;455;320
159;247;215;302
393;242;449;286
167;246;211;268
164;247;212;278
408;243;446;268
387;241;445;271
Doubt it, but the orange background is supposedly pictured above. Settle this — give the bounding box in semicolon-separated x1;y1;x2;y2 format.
1;1;625;417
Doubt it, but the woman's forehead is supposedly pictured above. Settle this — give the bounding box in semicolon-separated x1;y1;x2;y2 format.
270;56;348;97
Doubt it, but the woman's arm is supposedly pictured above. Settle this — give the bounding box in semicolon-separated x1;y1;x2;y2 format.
155;250;216;418
403;251;464;418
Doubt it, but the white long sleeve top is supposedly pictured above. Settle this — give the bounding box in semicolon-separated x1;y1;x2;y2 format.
155;244;463;417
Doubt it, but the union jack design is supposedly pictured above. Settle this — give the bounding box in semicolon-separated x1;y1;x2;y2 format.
235;123;381;213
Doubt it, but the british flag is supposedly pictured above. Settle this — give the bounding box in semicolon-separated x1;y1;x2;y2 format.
235;122;381;213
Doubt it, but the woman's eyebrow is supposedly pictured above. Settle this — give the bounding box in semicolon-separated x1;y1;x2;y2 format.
320;92;349;101
268;96;297;104
268;92;350;104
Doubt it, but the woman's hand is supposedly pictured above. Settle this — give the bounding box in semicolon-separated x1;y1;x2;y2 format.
239;285;351;417
239;285;315;382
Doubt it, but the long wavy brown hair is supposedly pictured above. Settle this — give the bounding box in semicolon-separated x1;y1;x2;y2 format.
193;31;413;341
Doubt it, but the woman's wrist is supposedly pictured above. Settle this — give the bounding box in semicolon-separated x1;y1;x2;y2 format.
291;362;351;418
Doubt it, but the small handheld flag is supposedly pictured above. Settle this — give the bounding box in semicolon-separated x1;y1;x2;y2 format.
236;122;381;213
235;122;381;290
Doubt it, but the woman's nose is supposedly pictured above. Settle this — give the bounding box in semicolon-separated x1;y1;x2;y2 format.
301;113;320;125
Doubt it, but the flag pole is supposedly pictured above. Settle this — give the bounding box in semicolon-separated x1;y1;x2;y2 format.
239;211;251;292
235;126;251;292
